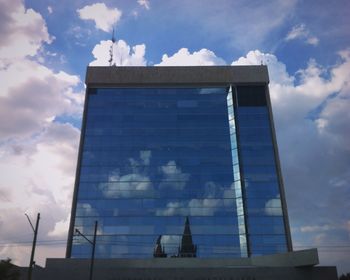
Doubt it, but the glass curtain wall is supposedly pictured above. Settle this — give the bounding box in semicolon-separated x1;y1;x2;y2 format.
70;85;289;258
71;87;244;258
234;86;288;255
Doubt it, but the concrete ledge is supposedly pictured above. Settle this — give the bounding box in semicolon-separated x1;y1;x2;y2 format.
251;249;319;267
26;266;338;280
85;66;269;87
46;249;318;269
17;250;335;280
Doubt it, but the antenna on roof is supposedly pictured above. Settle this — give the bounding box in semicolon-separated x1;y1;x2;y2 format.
108;27;116;66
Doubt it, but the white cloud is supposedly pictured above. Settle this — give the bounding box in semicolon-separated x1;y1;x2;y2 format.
140;150;152;165
204;181;224;198
0;0;52;66
156;198;228;216
0;0;83;141
137;0;150;10
0;0;84;267
99;151;154;198
128;150;152;174
0;122;80;265
47;6;53;14
76;203;98;217
232;50;294;85
90;39;146;66
285;24;319;46
156;48;226;66
264;197;282;216
0;59;82;140
300;225;333;233
285;24;308;40
314;50;350;151
91;42;226;68
158;161;190;190
48;216;70;238
160;235;180;255
306;36;319;46
99;173;153;198
77;3;122;32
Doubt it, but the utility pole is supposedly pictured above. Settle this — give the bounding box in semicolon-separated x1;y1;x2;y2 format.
75;220;98;280
25;213;40;280
89;221;97;280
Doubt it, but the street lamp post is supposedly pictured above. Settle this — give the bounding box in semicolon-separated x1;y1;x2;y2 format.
75;221;98;280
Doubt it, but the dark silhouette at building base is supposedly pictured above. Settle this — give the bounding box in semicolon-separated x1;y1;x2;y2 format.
153;217;197;258
178;217;197;258
153;235;167;258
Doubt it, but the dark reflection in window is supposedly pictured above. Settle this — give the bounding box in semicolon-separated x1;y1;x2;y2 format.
236;86;267;107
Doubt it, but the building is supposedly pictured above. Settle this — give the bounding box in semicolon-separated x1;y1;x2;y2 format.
66;65;293;259
17;65;335;280
11;65;336;280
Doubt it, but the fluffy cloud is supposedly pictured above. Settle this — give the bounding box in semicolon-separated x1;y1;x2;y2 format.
158;161;190;190
285;24;319;46
232;49;293;85
91;44;225;67
137;0;150;10
156;48;226;66
0;122;80;264
77;3;122;32
99;151;154;198
160;235;180;255
300;224;336;233
156;198;229;216
48;216;70;237
264;197;283;216
90;39;146;66
314;50;350;151
99;173;153;198
0;0;52;66
76;203;98;217
0;59;82;140
0;0;83;266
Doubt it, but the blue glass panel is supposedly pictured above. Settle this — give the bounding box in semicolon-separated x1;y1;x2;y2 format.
71;86;289;258
72;87;244;258
235;86;288;255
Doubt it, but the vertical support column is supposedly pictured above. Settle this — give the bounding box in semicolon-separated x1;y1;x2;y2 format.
227;86;250;257
89;221;98;280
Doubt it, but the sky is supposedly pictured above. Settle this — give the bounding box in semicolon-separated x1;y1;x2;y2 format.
0;0;349;275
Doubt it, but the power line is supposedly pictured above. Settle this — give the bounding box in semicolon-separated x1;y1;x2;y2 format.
0;240;66;245
1;238;350;247
1;240;350;250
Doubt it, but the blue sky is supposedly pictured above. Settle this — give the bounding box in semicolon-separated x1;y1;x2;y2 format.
0;0;349;275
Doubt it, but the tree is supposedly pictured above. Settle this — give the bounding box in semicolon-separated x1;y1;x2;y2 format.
0;258;20;280
339;273;350;280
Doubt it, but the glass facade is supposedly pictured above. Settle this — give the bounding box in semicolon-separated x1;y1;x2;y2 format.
69;85;289;258
233;86;288;255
